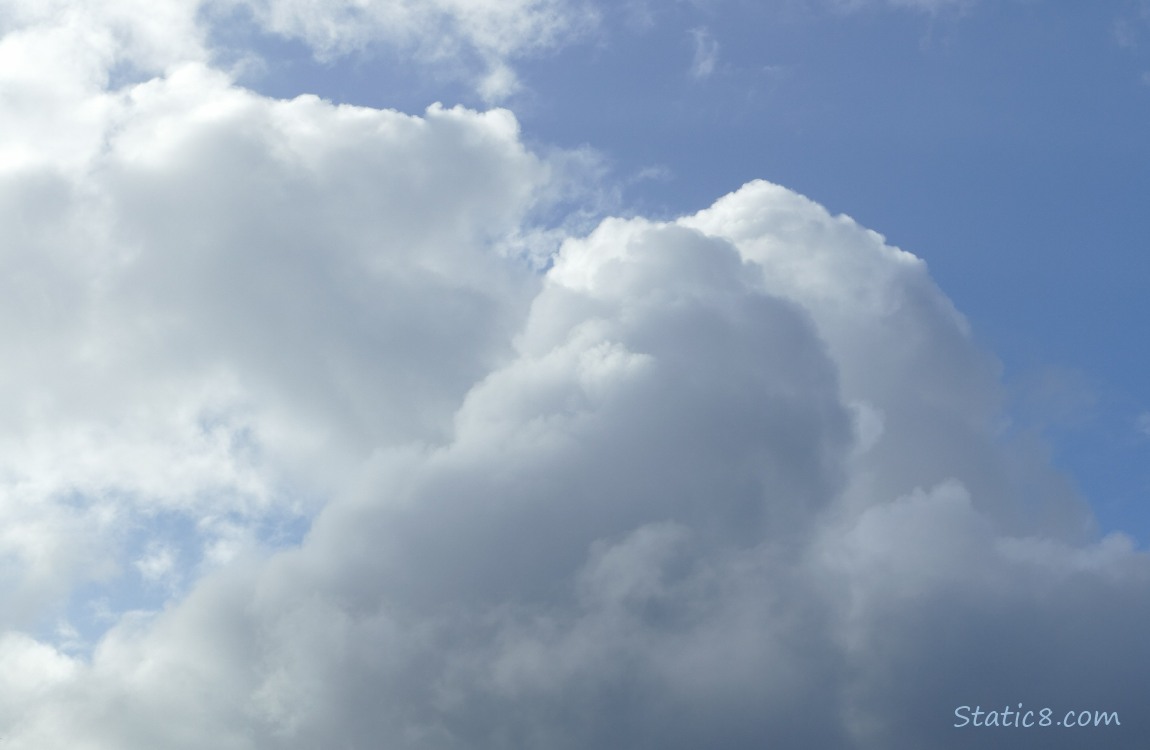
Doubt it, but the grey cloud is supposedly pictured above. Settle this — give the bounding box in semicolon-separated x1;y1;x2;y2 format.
10;167;1148;748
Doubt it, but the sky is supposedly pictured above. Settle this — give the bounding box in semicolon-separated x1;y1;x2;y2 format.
0;0;1148;748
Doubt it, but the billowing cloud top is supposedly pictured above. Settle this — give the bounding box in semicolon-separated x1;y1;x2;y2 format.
1;3;1147;750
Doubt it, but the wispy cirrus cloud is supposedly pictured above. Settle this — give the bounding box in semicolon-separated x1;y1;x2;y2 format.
689;26;719;80
0;0;600;102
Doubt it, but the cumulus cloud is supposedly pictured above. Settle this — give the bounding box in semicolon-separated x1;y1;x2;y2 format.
0;46;548;638
0;0;208;76
2;5;1149;750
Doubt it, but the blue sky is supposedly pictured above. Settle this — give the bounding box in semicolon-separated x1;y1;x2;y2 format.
2;1;1150;748
232;0;1150;540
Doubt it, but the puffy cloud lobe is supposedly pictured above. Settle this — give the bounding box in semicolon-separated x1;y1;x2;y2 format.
0;0;207;76
0;188;859;747
7;148;1150;749
0;61;546;633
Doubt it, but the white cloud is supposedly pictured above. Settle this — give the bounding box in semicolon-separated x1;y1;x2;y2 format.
0;0;598;102
2;6;1150;750
1114;1;1150;49
1114;19;1139;49
0;48;549;637
224;0;599;100
826;0;974;14
689;26;719;80
234;0;593;59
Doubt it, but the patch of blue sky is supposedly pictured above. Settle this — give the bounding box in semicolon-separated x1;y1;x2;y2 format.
39;495;314;657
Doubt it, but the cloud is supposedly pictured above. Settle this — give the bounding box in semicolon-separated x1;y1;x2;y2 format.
0;0;598;102
0;50;549;638
224;0;599;100
3;7;1150;750
689;26;719;80
0;0;209;76
826;0;975;14
1113;1;1150;52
